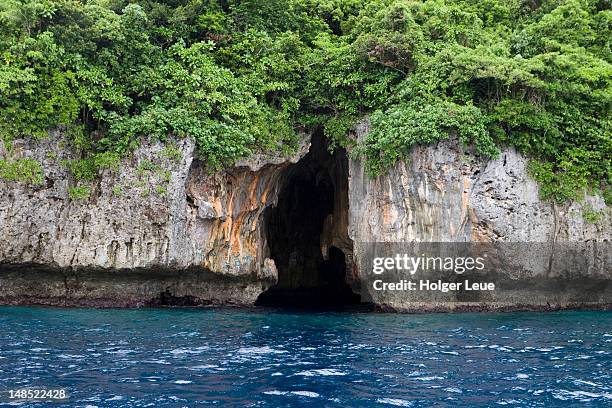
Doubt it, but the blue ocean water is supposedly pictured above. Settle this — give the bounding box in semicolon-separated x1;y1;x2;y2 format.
0;307;610;407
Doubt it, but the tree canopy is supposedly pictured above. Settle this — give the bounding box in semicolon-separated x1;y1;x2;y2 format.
0;0;610;203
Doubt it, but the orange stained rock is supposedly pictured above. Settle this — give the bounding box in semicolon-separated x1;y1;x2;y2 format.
382;195;392;227
229;213;244;256
247;175;260;211
222;191;234;243
212;197;223;219
261;172;280;207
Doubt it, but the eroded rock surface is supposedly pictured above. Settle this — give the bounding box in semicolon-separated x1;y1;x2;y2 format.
0;123;610;309
348;120;611;311
0;134;307;306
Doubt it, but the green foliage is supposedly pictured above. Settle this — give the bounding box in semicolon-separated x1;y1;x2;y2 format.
136;159;158;175
604;188;612;206
161;143;182;163
93;151;121;170
68;184;90;200
67;151;119;180
0;0;609;204
581;204;604;224
0;157;44;184
68;158;97;181
528;160;588;202
160;169;172;183
360;101;498;176
155;184;167;196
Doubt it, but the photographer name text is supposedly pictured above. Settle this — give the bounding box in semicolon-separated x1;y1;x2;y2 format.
372;279;495;292
371;254;495;292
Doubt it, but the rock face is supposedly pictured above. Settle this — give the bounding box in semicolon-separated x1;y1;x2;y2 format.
0;123;610;309
348;120;611;311
0;132;307;306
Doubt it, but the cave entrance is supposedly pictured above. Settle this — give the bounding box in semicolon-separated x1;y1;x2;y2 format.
256;132;362;309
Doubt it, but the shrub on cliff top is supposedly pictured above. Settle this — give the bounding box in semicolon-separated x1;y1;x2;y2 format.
0;0;609;203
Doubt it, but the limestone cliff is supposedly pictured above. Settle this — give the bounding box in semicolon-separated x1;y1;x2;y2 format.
348;120;611;311
0;133;307;306
0;124;610;309
348;122;610;244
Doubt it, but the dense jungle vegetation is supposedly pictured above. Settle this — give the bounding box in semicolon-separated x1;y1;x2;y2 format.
0;0;610;203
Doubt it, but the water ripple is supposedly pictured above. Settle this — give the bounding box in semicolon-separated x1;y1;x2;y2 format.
0;307;610;407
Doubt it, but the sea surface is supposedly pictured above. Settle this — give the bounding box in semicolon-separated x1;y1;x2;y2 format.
0;307;610;407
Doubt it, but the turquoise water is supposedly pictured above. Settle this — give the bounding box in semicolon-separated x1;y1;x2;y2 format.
0;307;610;407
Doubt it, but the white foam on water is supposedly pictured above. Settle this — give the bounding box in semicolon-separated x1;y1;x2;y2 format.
294;368;348;377
169;346;209;355
573;379;600;387
413;376;444;381
188;364;218;370
57;354;85;359
536;347;561;352
142;359;170;365
263;390;286;396
488;345;512;352
516;373;529;379
291;391;320;398
106;349;135;355
552;389;612;401
572;355;592;360
173;380;192;384
496;399;521;405
263;390;320;398
376;397;413;406
237;346;287;355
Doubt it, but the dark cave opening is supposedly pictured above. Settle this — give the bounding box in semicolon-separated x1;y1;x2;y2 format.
255;132;362;309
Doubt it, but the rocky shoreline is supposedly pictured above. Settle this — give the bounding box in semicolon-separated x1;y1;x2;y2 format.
1;123;610;310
